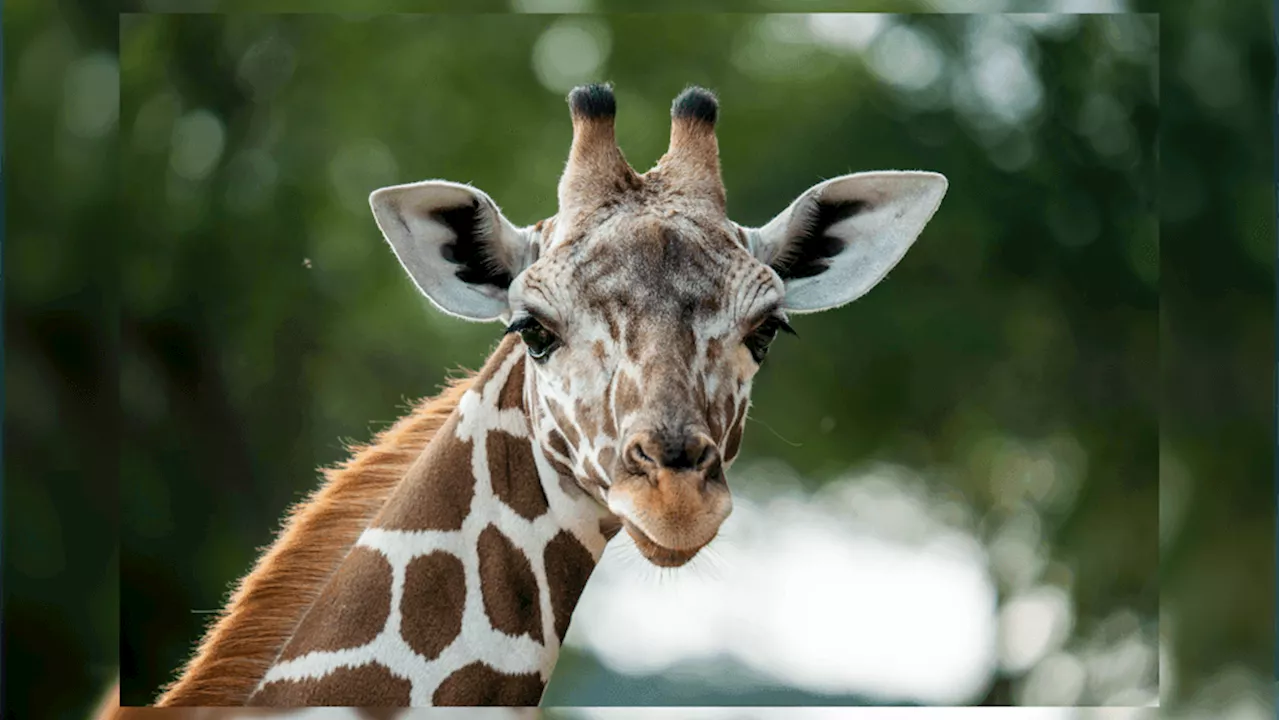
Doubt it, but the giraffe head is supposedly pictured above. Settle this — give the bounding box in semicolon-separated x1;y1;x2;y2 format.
370;84;946;568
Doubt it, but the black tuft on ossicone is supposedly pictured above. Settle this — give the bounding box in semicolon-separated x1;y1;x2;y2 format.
567;83;616;119
671;86;718;125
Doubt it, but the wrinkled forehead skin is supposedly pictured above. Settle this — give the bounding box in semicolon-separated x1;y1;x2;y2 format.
511;199;781;502
525;206;780;347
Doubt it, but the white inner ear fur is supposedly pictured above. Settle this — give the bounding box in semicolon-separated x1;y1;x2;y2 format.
369;180;538;323
745;170;948;314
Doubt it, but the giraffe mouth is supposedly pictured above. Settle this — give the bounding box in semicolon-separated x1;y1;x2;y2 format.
621;519;707;567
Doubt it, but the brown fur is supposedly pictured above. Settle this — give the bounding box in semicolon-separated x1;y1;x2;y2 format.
651;113;725;210
249;663;413;706
559;115;639;228
152;372;478;707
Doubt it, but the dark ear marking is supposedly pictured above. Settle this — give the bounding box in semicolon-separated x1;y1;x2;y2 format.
771;198;869;280
435;200;514;290
568;83;616;120
671;86;718;125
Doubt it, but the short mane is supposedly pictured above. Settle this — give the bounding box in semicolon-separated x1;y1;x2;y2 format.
153;372;477;707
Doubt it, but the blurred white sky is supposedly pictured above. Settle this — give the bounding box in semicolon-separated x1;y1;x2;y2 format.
567;454;1163;708
567;463;1001;705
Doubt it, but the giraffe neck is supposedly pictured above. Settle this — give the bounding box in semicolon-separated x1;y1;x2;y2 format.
247;336;613;706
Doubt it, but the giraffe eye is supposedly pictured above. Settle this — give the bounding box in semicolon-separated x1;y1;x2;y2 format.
508;317;560;361
745;316;795;364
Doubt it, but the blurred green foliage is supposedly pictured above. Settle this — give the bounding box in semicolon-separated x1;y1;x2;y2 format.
1;2;1273;718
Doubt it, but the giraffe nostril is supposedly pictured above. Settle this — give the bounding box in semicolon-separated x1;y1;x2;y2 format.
634;446;653;464
693;440;716;469
626;439;656;469
626;431;719;475
704;461;725;486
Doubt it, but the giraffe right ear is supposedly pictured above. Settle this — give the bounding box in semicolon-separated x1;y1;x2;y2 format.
370;180;539;322
742;171;947;314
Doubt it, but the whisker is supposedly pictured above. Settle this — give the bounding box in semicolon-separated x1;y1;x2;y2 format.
699;547;728;582
694;545;729;582
747;415;803;448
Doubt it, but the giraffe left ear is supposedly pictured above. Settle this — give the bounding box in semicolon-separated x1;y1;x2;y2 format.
742;171;947;313
370;180;539;322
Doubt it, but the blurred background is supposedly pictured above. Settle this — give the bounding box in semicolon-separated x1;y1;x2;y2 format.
2;2;1274;719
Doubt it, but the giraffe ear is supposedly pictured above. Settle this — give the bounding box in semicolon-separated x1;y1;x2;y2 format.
742;171;947;314
370;180;539;322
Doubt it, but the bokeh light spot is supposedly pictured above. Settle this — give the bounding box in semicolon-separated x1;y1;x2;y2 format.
169;109;226;182
998;585;1074;673
805;13;889;54
532;18;611;94
867;23;944;93
328;139;398;217
61;53;119;139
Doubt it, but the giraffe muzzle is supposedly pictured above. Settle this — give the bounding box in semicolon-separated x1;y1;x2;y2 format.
606;430;733;567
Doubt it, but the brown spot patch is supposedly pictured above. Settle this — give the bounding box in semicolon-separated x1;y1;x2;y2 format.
592;340;607;364
598;446;617;476
277;546;391;661
400;551;466;660
614;374;642;417
716;393;737;445
546;397;580;447
541;442;585;499
584;463;608;493
693;374;708;410
477;525;544;643
623;320;641;360
577;403;600;442
601;380;617;437
488;429;548;520
604;311;621;343
248;662;411;706
705;338;722;367
720;393;736;430
724;399;748;462
432;662;545;706
708;399;725;440
547;429;572;463
497;357;525;411
599;514;623;540
672;322;698;361
375;414;474;531
544;531;597;642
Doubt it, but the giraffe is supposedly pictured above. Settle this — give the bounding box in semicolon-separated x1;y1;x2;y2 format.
132;83;946;709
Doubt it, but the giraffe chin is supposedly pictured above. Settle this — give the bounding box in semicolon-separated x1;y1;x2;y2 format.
621;519;708;567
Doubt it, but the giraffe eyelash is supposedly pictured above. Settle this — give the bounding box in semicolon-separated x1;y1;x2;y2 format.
504;316;543;336
507;314;562;362
505;309;563;337
744;315;795;365
747;314;797;338
767;317;797;337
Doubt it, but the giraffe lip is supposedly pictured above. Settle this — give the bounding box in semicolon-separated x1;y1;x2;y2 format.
621;519;704;568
